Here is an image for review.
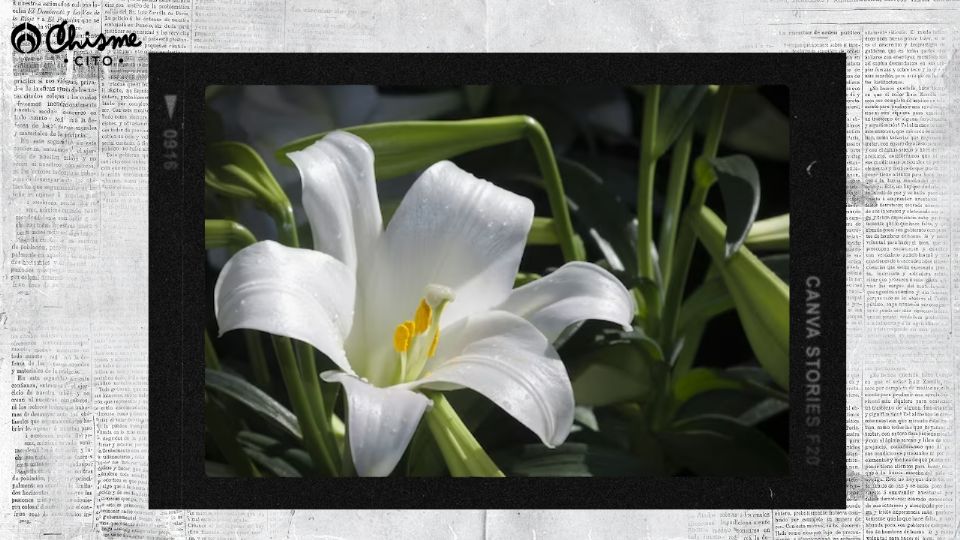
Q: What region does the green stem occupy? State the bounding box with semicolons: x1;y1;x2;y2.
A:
244;331;272;392
658;124;694;280
637;86;663;335
271;200;340;467
660;87;733;347
273;336;338;476
425;393;504;477
637;85;660;286
524;119;584;262
273;203;300;248
204;331;221;371
298;344;341;471
426;413;471;477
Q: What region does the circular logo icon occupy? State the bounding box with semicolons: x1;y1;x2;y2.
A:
11;22;41;54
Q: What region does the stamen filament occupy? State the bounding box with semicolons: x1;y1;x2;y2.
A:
394;285;457;384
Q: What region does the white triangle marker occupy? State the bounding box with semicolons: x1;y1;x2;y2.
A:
165;95;177;119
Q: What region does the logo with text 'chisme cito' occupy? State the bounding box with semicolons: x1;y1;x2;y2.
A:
11;22;40;54
10;20;141;66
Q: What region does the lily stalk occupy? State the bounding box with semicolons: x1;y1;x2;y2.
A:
661;86;734;348
658;124;694;280
272;337;339;475
637;85;661;334
425;393;504;477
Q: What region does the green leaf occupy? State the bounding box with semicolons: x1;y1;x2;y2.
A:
671;367;787;423
655;85;710;157
674;255;787;375
275;117;531;178
691;207;789;388
571;338;666;407
205;368;303;442
659;414;788;476
745;214;789;251
237;431;315;476
678;255;788;333
707;155;761;258
496;443;655;477
558;158;637;276
676;274;732;335
205;395;259;477
243;448;302;477
673;368;745;404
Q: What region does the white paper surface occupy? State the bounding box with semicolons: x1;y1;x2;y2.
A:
1;0;958;537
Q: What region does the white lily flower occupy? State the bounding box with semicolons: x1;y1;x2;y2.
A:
214;131;636;477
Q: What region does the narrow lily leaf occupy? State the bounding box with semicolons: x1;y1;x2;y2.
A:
558;158;637;276
659;414;788;476
672;368;787;422
673;255;788;374
678;255;788;333
244;449;302;477
745;214;789;251
527;217;560;245
654;85;710;158
709;155;761;258
205;368;302;441
204;219;257;250
676;274;732;334
237;431;315;476
673;368;745;404
691;207;789;388
205;395;259;477
275;117;530;178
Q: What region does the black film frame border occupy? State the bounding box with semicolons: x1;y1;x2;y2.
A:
148;52;846;509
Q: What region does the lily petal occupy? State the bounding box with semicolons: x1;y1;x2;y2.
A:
287;131;382;272
354;161;534;384
214;240;356;374
321;371;431;477
495;262;636;342
405;311;574;447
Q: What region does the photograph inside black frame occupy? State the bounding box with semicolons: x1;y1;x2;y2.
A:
202;84;790;479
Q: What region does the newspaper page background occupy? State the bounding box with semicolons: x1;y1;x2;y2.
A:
0;0;957;537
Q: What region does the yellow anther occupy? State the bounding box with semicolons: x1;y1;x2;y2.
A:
393;320;415;353
428;330;440;357
414;299;432;334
